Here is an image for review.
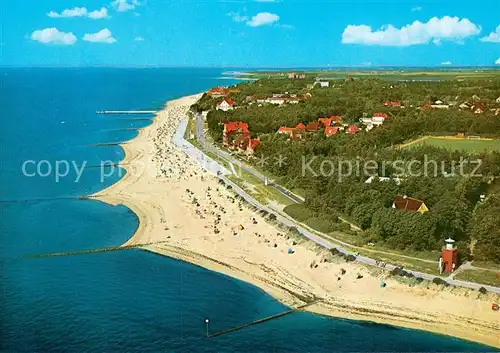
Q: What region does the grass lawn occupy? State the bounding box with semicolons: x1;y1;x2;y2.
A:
230;168;295;207
402;137;500;153
455;269;500;287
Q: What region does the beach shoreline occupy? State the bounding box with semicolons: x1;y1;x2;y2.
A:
92;94;500;349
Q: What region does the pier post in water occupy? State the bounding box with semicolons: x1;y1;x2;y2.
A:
205;319;210;337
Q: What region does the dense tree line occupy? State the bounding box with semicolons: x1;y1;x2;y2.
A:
198;77;500;262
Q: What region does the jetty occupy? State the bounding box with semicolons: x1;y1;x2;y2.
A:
24;241;169;259
96;110;157;115
207;301;319;338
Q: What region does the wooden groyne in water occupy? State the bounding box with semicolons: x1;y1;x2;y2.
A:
89;142;126;147
96;110;157;115
207;301;319;338
0;196;85;204
24;241;169;259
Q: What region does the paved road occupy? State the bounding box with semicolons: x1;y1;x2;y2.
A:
176;117;500;294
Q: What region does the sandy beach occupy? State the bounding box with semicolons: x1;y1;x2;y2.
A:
92;94;500;349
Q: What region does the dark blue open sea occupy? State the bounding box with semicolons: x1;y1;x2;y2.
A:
0;68;496;352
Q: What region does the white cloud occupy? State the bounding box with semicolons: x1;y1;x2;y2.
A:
83;28;117;43
496;58;500;65
342;16;481;46
480;25;500;43
111;0;140;12
134;36;144;41
48;7;109;19
246;12;279;27
411;6;422;12
441;61;452;65
31;28;77;45
48;7;87;18
88;8;109;19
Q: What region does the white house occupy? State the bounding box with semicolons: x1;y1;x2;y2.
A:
360;113;388;127
459;102;470;110
314;81;330;88
431;104;449;109
216;98;235;112
365;176;402;185
265;94;304;105
360;117;373;125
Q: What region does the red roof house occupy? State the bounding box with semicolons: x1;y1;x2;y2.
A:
325;126;340;137
373;113;388;118
217;98;235;111
277;127;295;135
318;117;331;127
248;139;261;154
208;87;229;97
277;127;304;140
346;124;360;134
306;122;319;132
392;195;429;214
222;121;249;147
318;116;342;128
296;123;306;131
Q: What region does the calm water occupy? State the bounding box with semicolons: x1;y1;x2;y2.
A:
0;68;496;352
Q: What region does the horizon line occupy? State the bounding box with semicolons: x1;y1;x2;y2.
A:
2;64;500;70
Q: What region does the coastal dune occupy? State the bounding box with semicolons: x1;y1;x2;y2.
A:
93;94;500;348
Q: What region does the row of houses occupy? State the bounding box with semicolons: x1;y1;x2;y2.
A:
221;121;260;155
276;116;361;140
247;93;311;106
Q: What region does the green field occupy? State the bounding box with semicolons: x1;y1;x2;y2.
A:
455;269;500;287
403;137;500;153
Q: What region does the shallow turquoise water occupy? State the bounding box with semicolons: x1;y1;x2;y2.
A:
0;68;497;352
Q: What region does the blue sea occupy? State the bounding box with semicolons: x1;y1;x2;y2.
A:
0;68;496;352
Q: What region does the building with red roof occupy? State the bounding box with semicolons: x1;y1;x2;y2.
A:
306;122;319;132
392;195;429;214
277;127;305;141
217;98;235;112
277;127;295;135
296;123;306;130
346;124;360;134
222;121;248;147
325;126;340;137
318;116;343;128
248;139;261;154
207;87;229;97
220;121;260;154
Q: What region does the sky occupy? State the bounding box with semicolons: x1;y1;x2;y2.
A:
1;0;499;67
